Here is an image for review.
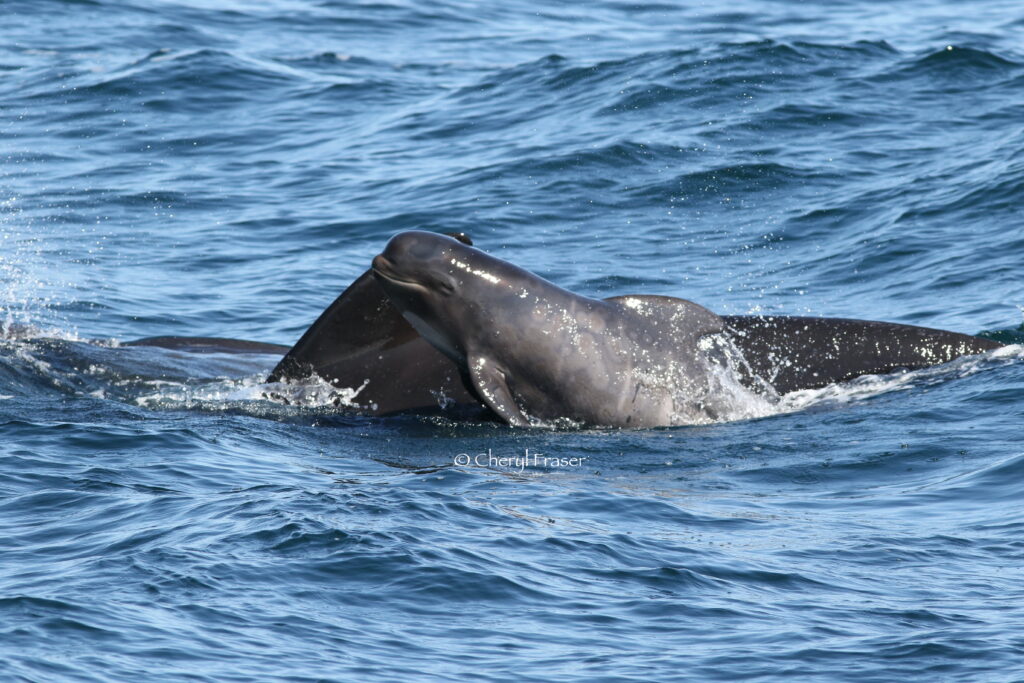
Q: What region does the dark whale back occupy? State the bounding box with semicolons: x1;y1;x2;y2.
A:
265;268;475;413
722;315;1003;395
123;337;290;354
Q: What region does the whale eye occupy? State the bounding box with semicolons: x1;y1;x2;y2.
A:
436;278;455;295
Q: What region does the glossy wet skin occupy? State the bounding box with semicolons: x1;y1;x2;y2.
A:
371;230;578;365
371;232;472;363
366;231;1007;427
371;231;730;427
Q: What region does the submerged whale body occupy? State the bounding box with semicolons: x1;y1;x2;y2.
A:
131;231;1003;426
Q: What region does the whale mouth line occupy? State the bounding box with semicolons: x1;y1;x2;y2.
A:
371;255;424;289
373;269;427;291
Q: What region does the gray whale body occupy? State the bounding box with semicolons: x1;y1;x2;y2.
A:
130;231;1003;426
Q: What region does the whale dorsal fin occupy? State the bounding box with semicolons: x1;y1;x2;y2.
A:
265;232;479;413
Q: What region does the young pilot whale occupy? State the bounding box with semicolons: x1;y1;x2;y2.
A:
372;231;743;427
369;231;1003;427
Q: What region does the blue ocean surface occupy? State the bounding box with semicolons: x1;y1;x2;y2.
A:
3;0;1024;680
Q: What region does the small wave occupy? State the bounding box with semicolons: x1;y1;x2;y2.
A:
632;161;826;204
276;52;370;68
739;103;880;134
915;45;1021;70
980;322;1024;346
871;45;1022;85
896;168;1024;224
1;321;84;342
26;49;305;109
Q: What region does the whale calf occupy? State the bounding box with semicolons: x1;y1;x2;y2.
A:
127;231;1003;425
373;231;740;426
368;231;1002;426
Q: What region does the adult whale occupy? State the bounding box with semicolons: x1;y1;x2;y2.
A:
370;231;1003;427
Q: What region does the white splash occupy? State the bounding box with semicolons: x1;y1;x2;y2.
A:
136;373;371;411
777;344;1023;415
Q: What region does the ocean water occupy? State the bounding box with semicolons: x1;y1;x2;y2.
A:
3;0;1024;680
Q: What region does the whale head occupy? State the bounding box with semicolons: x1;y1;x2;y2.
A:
372;231;524;361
